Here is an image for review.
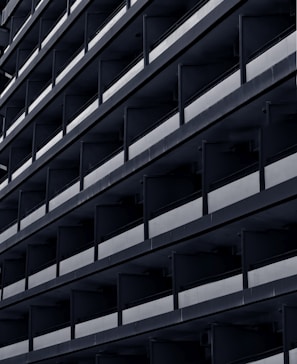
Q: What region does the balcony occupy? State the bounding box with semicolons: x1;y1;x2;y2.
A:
208;171;259;213
56;49;85;85
248;254;297;288
66;98;98;133
33;326;71;350
265;151;297;190
41;12;68;49
6;111;25;136
102;58;144;102
84;150;124;189
245;352;283;364
184;69;241;123
70;0;83;13
149;0;224;63
122;294;173;324
129;112;180;159
36;130;63;159
28;83;53;113
0;340;28;360
59;246;94;275
88;2;127;51
246;31;296;82
2;278;25;299
18;48;39;77
20;204;46;230
11;156;32;180
290;348;297;363
0;222;17;243
48;181;80;211
75;312;117;338
148;196;202;238
28;264;56;289
178;273;243;308
98;223;144;259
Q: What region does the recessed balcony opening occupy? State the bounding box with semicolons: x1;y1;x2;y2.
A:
2;256;26;299
27;240;57;289
73;285;117;339
0;315;28;360
32;301;71;350
120;268;172;324
176;249;241;308
244;228;297;288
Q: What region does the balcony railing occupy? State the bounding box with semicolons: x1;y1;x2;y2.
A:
88;1;127;51
84;150;125;189
48;177;80;211
56;46;85;84
75;311;117;338
102;57;144;102
59;246;94;275
149;0;224;63
178;272;243;308
122;294;173;324
11;153;32;180
248;254;297;288
33;325;71;350
246;30;296;82
129;110;179;159
41;11;68;48
208;170;259;213
66;95;98;133
229;347;283;364
36;128;63;159
0;339;29;360
2;278;25;299
148;196;202;238
20;203;46;230
98;221;144;259
265;150;297;190
28;263;56;289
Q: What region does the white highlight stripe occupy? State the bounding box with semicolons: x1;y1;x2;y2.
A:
129;113;180;159
33;327;70;350
248;255;297;287
122;295;173;324
18;48;39;76
102;59;144;102
60;247;94;275
184;70;240;123
28;264;56;289
246;352;283;364
11;158;32;180
66;98;98;133
149;197;202;238
149;0;224;63
75;312;117;338
178;274;243;308
6;112;25;136
28;84;52;113
98;224;144;259
56;49;85;84
88;6;127;50
36;131;63;159
0;340;28;360
246;31;296;81
84;151;124;189
41;13;67;48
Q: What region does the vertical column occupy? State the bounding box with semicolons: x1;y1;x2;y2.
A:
283;305;297;364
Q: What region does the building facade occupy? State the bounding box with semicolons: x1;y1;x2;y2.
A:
0;0;296;362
